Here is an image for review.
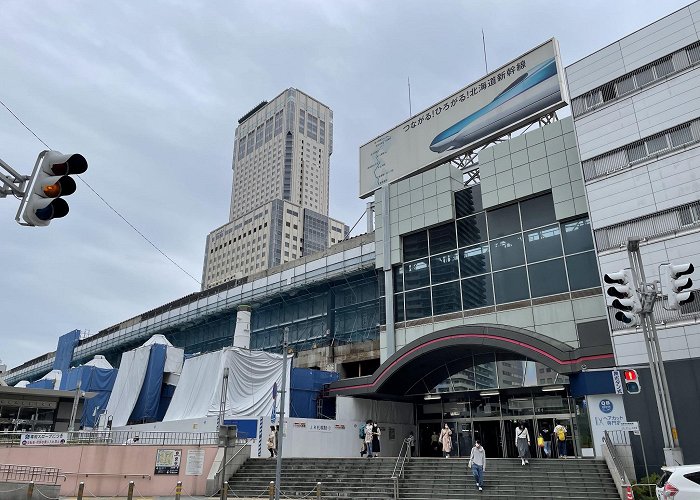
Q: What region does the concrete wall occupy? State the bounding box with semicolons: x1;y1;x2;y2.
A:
0;444;218;497
479;117;587;221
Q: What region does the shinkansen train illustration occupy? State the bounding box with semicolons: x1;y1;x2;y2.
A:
429;58;560;153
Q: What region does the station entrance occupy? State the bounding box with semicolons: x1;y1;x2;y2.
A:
328;324;614;459
417;390;577;458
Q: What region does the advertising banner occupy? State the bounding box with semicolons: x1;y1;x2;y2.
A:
359;39;567;198
20;432;68;446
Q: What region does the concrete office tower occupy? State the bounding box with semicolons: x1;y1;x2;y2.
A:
567;2;700;468
202;88;348;289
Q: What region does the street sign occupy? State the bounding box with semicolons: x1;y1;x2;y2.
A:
619;421;640;435
612;370;624;395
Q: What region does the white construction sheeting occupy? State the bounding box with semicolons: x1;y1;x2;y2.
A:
84;355;113;369
163;347;288;421
103;335;184;427
104;345;151;427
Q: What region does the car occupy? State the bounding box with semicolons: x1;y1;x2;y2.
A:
656;464;700;499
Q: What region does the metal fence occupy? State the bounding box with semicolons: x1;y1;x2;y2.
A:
0;464;61;484
0;430;231;446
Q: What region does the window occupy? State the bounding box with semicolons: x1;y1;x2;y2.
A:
566;252;600;290
432;282;461;315
404;259;430;290
394;293;405;322
393;266;404;292
520;193;556;230
561;218;594;254
430;251;459;284
487;204;520;238
493;267;529;303
459;244;490;277
455;184;483;217
457;213;488;247
525;225;563;262
528;258;568;297
490;234;525;271
403;231;428;261
404;288;432;320
462;275;494;309
429;223;457;254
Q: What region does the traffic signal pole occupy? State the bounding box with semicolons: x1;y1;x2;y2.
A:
625;238;682;465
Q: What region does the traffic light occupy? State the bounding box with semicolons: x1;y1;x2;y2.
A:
623;369;641;394
664;263;695;310
22;151;88;226
604;269;641;326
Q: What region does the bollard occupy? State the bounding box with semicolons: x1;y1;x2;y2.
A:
221;481;228;500
268;480;275;500
316;481;321;500
26;481;34;500
175;481;182;500
77;482;85;500
127;481;134;500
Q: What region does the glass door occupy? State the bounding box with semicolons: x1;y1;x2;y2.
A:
472;419;503;458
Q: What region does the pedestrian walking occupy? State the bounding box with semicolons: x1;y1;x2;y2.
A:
539;424;552;458
371;422;381;457
364;420;374;458
554;422;567;458
359;422;368;456
468;439;486;492
430;430;440;456
515;422;531;465
266;426;277;458
439;423;453;458
406;431;416;457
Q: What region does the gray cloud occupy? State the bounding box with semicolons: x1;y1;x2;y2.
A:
0;0;688;369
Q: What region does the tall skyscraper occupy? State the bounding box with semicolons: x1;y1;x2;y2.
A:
202;88;348;289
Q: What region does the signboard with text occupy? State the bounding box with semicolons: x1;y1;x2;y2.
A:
20;433;67;446
359;39;568;198
154;449;182;475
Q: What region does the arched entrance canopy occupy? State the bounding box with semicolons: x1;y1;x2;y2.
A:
329;324;614;398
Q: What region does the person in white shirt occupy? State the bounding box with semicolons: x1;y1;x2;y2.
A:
364;420;374;458
515;422;531;465
468;440;486;491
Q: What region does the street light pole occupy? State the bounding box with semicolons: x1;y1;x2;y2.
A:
625;238;682;465
274;327;289;500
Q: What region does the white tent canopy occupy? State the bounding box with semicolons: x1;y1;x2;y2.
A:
163;347;289;421
84;355;113;369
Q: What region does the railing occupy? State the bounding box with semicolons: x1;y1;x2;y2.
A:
0;464;61;484
390;438;412;500
214;437;256;489
602;431;631;500
0;430;228;446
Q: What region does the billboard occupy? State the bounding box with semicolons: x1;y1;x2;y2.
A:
359;39;568;198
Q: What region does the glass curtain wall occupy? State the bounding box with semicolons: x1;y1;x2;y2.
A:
394;187;599;321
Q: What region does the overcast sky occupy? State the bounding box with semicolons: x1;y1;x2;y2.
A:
0;0;691;371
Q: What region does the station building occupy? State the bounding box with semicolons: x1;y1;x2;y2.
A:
7;2;700;474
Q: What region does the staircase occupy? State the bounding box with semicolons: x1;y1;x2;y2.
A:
226;457;619;499
227;457;397;499
400;458;620;499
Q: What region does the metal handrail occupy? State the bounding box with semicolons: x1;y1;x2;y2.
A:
603;431;628;485
0;430;221;446
63;472;152;479
217;438;255;475
391;438;412;500
0;464;61;485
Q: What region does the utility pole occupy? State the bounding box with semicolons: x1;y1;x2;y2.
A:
274;327;289;500
624;238;683;466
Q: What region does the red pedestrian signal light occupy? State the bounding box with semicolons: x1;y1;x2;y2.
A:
623;369;641;394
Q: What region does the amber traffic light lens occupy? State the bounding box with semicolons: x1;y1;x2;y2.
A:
42;183;61;197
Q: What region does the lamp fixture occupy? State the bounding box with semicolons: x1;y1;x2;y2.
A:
542;385;565;392
424;394;441;400
479;390;499;397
